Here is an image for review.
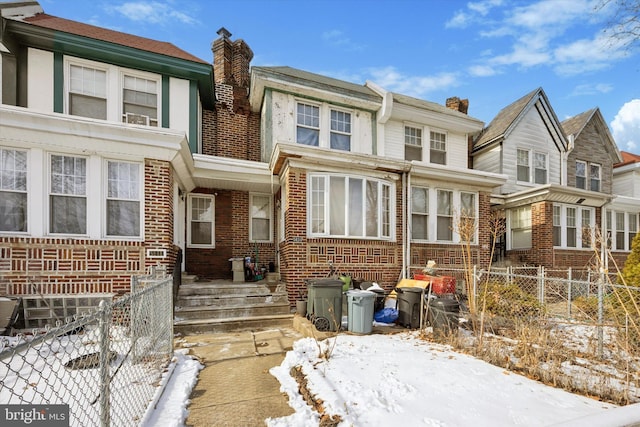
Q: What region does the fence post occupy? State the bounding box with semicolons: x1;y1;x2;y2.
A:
567;268;572;319
98;300;111;427
538;266;545;304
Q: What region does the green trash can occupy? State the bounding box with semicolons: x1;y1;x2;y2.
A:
307;279;343;332
347;290;376;334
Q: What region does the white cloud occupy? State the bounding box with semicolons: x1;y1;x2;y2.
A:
445;11;471;29
611;99;640;152
553;30;632;75
569;83;613;96
111;1;197;25
446;0;503;28
367;66;460;98
322;29;364;51
468;64;500;77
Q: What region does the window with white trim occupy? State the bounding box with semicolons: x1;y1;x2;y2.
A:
517;149;530;182
296;103;320;146
590;163;601;192
411;187;428;240
430;131;447;165
330;110;351;151
517;148;547;184
69;64;107;119
250;193;272;242
50;154;87;235
552;204;594;249
405;126;422;161
106;161;141;237
188;194;215;247
612;211;640;249
460;192;477;244
0;148;28;232
122;75;158;126
510;206;531;249
533;152;547;184
308;174;392;239
575;160;586;189
410;187;478;243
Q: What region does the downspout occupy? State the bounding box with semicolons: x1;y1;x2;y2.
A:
562;134;575;186
402;171;408;279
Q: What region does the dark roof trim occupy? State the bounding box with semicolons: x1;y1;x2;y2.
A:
7;19;215;108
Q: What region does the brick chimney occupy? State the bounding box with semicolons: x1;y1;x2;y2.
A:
446;96;469;114
211;27;253;87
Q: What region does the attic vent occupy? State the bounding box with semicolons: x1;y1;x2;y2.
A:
146;249;167;259
124;113;150;126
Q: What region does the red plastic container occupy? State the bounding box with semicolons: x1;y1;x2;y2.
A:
414;274;456;295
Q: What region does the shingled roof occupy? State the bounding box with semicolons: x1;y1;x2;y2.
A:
616;151;640;167
472;88;540;151
560;108;596;138
23;13;208;64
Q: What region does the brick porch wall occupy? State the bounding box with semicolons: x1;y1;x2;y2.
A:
0;159;176;297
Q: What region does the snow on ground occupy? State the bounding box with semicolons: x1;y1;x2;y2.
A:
266;332;618;427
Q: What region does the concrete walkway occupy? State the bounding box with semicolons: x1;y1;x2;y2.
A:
176;326;305;427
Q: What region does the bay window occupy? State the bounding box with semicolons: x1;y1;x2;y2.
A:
188;194;215;247
50;154;87;235
106;161;141;237
607;210;639;251
0;148;27;232
552;204;594;249
308;174;392;239
410;187;477;243
250;193;272;242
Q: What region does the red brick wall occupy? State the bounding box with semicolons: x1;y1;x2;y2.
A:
0;158;175;296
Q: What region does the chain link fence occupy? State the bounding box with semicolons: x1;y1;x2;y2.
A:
0;269;174;427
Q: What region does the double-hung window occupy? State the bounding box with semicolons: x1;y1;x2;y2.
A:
590;164;601;192
106;161;140;237
629;214;638;249
69;64;107;119
296;103;320;146
517;149;530;182
534;152;547;184
460;192;477;243
122;75;158;126
436;190;453;241
575;161;586;189
330;110;351;151
510;207;531;249
608;210;639;251
411;187;428;240
405;126;422;161
250;193;272;242
553;204;594;248
430;131;447;165
616;212;625;250
188;194;215;247
0;148;28;232
50;154;87;235
308;174;392;239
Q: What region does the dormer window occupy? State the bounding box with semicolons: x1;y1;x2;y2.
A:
122;75;158;127
69;65;107;120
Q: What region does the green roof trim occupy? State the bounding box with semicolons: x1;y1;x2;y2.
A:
7;20;215;109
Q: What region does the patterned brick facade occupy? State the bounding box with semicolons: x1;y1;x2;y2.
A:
0;158;176;297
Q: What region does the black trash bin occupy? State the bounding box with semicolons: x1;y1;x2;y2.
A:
395;287;426;328
427;297;460;337
306;279;343;332
360;282;386;312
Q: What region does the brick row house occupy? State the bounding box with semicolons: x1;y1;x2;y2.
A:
1;2;637;327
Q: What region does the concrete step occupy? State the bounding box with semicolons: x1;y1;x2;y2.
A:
176;292;289;307
174;314;295;334
178;282;278;297
175;302;291;320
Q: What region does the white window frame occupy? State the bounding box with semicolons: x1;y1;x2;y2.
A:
517;148;548;184
575;160;586;189
552;203;595;249
409;186;478;244
295;100;356;151
429;130;447;165
307;173;393;240
330;109;351;151
0;148;28;233
608;210;638;251
516;149;530;183
411;186;429;240
460;191;477;244
508;206;531;249
590;163;601;192
187;194;215;248
66;60;108;120
104;160;142;238
404;125;423;161
121;71;160;127
249;193;273;243
533;152;548;184
48;153;88;236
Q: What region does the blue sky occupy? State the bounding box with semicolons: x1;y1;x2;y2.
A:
38;0;639;153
